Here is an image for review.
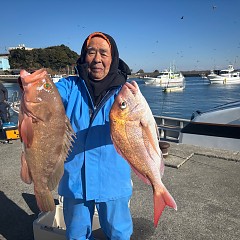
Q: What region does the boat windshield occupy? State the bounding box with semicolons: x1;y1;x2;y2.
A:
158;72;169;76
220;70;230;74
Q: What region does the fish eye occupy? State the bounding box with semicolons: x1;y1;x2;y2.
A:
43;82;52;91
120;101;127;109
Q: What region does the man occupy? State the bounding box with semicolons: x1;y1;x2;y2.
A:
56;32;132;240
0;82;9;123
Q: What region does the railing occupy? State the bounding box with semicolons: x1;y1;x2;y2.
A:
154;115;190;142
0;75;19;78
3;90;191;143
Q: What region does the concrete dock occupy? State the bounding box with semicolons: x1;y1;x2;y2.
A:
0;139;240;240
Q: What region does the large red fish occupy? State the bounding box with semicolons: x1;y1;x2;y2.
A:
110;81;177;227
18;69;75;212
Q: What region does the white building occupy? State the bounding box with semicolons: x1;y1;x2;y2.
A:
0;54;10;70
0;44;33;70
8;44;33;51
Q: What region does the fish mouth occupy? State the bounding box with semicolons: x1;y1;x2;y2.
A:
21;69;47;84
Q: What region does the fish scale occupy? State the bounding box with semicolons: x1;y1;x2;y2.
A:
110;81;177;227
18;69;75;212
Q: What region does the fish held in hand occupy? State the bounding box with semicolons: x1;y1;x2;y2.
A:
110;81;177;227
18;69;75;212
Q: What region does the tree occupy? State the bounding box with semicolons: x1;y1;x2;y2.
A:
137;69;144;74
8;45;79;73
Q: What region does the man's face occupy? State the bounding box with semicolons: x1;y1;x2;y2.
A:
85;37;112;80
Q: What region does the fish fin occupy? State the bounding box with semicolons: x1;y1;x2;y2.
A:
155;122;161;142
48;116;75;191
160;158;165;177
34;187;55;212
154;122;165;177
20;151;32;184
64;116;76;147
18;109;23;141
20;115;34;147
131;166;151;185
153;184;177;227
61;116;75;159
112;139;125;157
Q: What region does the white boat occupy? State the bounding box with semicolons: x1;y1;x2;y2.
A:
163;84;185;93
143;76;157;85
200;73;208;79
207;65;240;84
144;67;185;87
179;101;240;151
51;74;63;83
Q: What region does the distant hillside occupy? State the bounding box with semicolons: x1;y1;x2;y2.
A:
8;45;79;74
181;70;211;77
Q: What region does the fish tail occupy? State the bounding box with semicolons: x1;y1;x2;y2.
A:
153;184;177;228
34;188;55;212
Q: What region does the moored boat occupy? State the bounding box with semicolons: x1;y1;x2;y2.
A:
144;66;185;87
207;65;240;84
162;82;185;93
179;101;240;151
143;76;158;85
51;74;63;83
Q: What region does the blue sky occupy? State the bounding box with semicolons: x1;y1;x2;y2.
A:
1;0;240;72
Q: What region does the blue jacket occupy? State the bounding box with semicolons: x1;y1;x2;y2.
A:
56;76;132;201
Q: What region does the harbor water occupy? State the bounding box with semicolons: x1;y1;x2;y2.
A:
2;76;240;124
134;77;240;119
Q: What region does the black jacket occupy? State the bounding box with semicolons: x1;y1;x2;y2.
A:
0;82;8;102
